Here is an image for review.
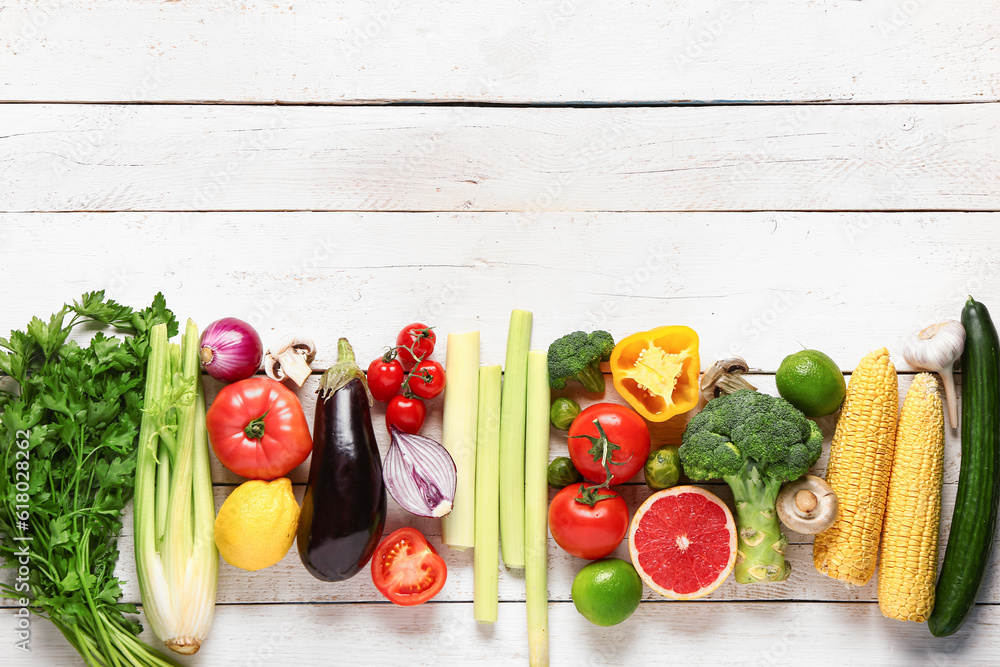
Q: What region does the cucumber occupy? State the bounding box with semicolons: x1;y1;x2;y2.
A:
928;297;1000;637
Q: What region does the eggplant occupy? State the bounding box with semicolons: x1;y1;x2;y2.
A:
297;338;386;581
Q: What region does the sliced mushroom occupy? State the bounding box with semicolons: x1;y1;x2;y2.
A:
776;475;838;534
699;356;757;402
264;334;317;387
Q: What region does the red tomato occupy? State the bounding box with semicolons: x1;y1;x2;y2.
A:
371;527;447;606
367;357;405;402
395;323;436;370
386;395;426;434
407;360;447;399
567;403;651;485
548;484;629;560
206;377;313;479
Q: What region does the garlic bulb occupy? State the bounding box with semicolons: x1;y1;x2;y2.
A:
902;320;965;427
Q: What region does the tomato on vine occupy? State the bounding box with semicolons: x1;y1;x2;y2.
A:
386;395;426;434
407;360;446;399
395;323;436;370
367;355;406;403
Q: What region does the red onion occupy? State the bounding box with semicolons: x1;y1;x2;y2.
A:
199;317;263;383
383;425;457;518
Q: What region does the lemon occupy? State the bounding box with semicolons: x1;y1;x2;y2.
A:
571;558;643;627
214;477;299;572
775;349;847;417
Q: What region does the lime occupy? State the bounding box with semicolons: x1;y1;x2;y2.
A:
775;349;847;417
571;558;643;626
214;477;300;571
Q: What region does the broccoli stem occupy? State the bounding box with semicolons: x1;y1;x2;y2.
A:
574;361;606;393
723;462;790;584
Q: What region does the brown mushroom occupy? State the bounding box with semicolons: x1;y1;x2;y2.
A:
699;356;757;402
776;475;838;534
264;334;317;387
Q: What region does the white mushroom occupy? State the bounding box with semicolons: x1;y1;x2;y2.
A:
776;475;838;534
264;334;317;387
699;357;757;402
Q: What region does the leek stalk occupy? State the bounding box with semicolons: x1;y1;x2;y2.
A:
473;365;503;623
441;331;481;549
525;350;550;666
499;310;532;568
134;321;218;654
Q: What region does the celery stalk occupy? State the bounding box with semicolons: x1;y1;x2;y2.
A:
134;324;171;642
499;309;532;568
474;365;503;623
135;320;218;655
441;331;481;550
525;350;550;667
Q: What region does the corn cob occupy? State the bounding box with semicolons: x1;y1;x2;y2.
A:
813;347;898;585
878;372;944;622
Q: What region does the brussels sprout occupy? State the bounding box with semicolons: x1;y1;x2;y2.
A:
550;397;582;430
644;446;681;490
547;456;583;489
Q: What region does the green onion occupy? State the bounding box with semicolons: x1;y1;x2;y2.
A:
134;320;218;654
474;364;503;623
525;349;550;666
499;309;533;568
441;331;481;550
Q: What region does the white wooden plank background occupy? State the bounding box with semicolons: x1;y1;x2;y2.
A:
3;0;1000;663
1;213;997;371
2;105;997;212
1;0;998;104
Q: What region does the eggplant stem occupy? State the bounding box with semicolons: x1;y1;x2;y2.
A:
337;338;355;364
317;338;372;403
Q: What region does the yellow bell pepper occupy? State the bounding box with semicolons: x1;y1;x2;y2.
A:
609;326;700;422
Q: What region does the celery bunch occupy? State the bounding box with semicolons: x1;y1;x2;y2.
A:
134;320;218;654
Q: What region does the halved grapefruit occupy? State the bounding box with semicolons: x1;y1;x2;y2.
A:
628;486;737;600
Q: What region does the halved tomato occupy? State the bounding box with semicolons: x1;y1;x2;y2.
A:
370;528;447;606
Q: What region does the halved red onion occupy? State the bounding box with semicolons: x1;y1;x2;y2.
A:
199;317;263;383
383;425;457;518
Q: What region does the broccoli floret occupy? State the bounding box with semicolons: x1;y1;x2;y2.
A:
547;330;615;393
679;389;823;584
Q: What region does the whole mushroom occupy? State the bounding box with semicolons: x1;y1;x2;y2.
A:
264;334;317;387
776;474;838;534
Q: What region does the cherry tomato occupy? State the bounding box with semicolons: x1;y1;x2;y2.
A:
367;357;405;402
407;360;447;399
371;527;447;606
206;377;313;480
395;323;436;370
548;483;629;560
386;394;426;434
567;403;651;485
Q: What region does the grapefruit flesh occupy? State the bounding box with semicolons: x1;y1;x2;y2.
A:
628;485;736;600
